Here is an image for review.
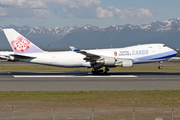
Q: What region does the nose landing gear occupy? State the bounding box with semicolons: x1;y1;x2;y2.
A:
158;66;162;69
158;61;163;69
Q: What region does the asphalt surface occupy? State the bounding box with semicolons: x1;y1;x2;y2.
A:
0;71;180;91
0;60;180;91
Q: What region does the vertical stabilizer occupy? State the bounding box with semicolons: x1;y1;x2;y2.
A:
3;29;44;54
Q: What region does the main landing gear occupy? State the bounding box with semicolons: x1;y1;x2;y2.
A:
104;67;109;74
91;67;109;74
158;61;163;69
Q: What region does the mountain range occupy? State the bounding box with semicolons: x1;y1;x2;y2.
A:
0;18;180;51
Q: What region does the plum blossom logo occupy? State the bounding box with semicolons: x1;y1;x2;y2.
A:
114;51;117;56
11;36;30;52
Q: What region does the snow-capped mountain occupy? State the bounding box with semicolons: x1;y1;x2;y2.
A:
1;18;180;37
76;18;180;32
1;18;180;51
0;26;75;37
140;18;180;32
18;26;75;37
83;25;98;31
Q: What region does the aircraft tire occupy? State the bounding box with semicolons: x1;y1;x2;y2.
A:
158;66;162;69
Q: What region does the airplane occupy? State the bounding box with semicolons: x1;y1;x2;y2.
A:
3;28;177;74
0;51;14;61
168;57;180;62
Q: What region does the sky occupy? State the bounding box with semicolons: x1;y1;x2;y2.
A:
0;0;180;28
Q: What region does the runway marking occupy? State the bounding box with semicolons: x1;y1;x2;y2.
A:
13;75;138;78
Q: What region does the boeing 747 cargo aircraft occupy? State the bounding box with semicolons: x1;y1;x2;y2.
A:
3;29;177;74
0;51;13;60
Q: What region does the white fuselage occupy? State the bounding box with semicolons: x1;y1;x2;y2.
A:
19;44;177;68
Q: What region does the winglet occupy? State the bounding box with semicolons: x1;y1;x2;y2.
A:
69;46;80;52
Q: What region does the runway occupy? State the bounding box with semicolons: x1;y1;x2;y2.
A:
0;71;180;91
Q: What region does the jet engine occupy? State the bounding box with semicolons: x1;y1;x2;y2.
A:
9;56;15;61
115;59;133;67
95;57;133;68
96;57;116;66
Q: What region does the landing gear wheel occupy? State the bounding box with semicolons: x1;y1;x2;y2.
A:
91;69;103;75
105;67;109;72
158;66;162;69
158;61;163;69
159;61;163;64
104;67;109;74
99;69;103;73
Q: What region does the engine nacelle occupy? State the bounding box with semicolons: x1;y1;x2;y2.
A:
96;57;116;66
115;59;133;67
9;56;15;61
95;57;133;68
93;63;103;69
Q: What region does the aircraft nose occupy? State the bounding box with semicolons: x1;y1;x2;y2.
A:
165;46;177;57
170;48;177;56
174;50;177;55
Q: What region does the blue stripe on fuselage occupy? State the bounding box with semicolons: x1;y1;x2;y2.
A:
133;50;177;63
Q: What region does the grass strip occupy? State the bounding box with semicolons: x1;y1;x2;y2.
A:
0;90;180;106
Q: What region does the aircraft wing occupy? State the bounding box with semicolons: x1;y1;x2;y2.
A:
168;57;180;61
77;51;100;58
70;46;100;62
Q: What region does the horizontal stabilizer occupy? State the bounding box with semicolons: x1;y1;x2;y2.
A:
10;54;36;59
